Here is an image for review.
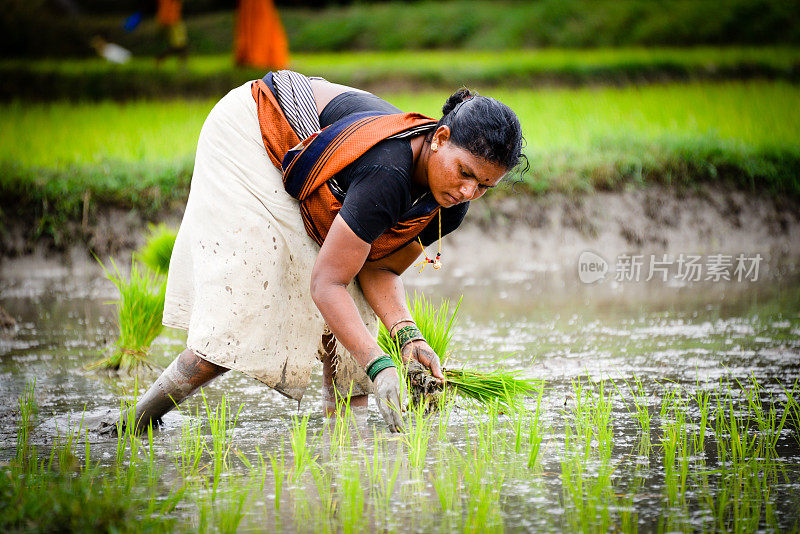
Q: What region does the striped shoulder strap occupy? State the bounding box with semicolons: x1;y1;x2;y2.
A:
282;111;437;201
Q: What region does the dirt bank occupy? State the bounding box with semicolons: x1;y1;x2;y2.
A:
2;184;799;282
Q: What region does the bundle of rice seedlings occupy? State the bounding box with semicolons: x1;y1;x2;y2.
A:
377;292;534;411
442;366;534;411
91;259;166;371
134;224;177;276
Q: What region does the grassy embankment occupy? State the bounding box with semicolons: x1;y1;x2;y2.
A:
8;0;800;58
3;47;799;100
2;81;799;248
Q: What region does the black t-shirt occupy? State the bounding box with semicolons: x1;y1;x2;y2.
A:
318;91;468;247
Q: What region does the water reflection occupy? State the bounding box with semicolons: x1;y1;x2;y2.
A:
1;269;799;531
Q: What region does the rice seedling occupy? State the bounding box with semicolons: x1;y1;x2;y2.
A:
616;375;652;456
202;391;243;499
365;433;402;526
713;382;761;467
289;412;319;482
15;379;37;468
461;452;504;534
559;379;617;532
736;375;792;458
783;379;800;446
378;291;535;411
327;386;357;457
176;405;205;479
526;382;545;470
310;463;336;532
659;386;689;509
337;452;367;534
403;398;434;471
431;448;462;515
692;386;711;458
214;479;251;534
436;387;457;441
445;365;535;412
91;258;166;371
135;223;178;275
145;423;159;486
268;443;286;512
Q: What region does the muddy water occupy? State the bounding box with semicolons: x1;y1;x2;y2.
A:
1;266;799;531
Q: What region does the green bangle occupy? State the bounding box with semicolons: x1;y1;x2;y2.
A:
394;324;424;350
365;355;395;382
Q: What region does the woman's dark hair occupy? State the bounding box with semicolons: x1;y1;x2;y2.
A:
436;88;528;173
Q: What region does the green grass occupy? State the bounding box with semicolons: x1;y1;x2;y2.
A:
8;1;800;58
2;81;799;247
2;47;799;100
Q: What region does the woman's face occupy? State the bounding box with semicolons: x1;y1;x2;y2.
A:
425;126;507;208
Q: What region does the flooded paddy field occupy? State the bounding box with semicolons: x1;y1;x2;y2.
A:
1;265;799;532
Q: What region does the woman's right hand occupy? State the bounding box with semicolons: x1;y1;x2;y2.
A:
373;367;404;432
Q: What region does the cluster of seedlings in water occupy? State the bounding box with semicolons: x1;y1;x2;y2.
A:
91;224;177;371
5;375;800;532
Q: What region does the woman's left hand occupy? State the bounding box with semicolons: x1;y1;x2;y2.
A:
402;340;444;382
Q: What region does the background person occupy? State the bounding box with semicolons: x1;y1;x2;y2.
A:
235;0;289;69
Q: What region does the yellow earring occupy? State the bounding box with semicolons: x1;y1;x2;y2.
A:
431;142;438;151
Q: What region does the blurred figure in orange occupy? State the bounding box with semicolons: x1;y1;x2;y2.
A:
156;0;188;66
235;0;289;69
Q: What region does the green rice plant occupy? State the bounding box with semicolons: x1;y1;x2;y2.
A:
337;452;366;534
403;398;434;471
135;223;178;276
713;381;762;467
436;387;457;441
431;448;462;515
268;443;286;512
289;412;319;482
660;386;690;510
92;258;166;371
47;410;89;475
310;463;335;532
215;480;251;534
366;433;402;526
327;392;353;457
15;379;38;468
461;452;504;534
145;423;159;487
176;406;205;480
692;386;711;458
526;381;546;470
703;462;778;533
616;374;652;456
468;401;503;462
737;375;792;459
783;379;800;446
202;391;243;500
560;379;616;532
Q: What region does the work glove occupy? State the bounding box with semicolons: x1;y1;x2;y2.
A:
402;339;444;383
373;366;404;432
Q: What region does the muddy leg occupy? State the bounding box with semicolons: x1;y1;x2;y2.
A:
321;333;368;416
128;348;228;433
